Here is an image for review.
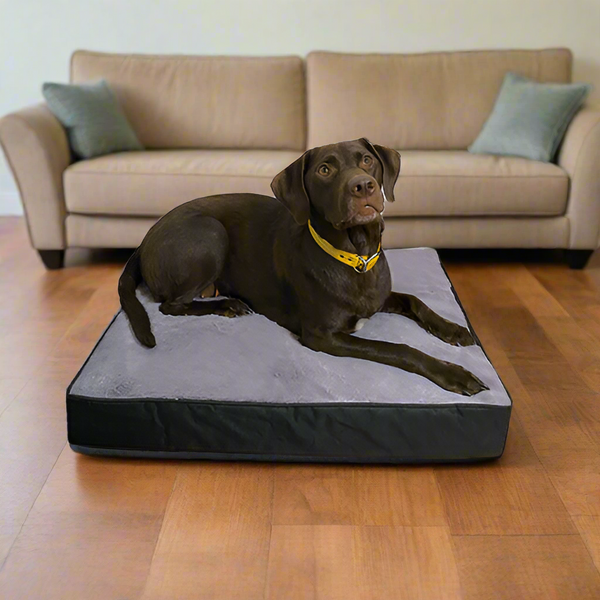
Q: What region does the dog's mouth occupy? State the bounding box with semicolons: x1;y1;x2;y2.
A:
335;199;384;229
360;203;380;217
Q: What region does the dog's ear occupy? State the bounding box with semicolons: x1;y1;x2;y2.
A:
360;138;401;202
271;150;312;226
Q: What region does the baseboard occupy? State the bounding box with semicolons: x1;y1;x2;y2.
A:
0;192;23;215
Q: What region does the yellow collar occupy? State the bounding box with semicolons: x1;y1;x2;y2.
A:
308;220;382;273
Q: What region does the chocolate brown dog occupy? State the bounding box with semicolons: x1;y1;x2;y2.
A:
118;139;487;396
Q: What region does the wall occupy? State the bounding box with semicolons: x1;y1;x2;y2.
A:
1;0;599;214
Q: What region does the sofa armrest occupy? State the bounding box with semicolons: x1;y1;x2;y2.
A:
0;104;71;250
558;106;600;249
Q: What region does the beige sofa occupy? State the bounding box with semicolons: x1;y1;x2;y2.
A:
2;48;600;269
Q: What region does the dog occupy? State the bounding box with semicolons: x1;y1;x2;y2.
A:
118;138;487;396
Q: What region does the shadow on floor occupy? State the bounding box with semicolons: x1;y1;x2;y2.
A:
65;248;134;268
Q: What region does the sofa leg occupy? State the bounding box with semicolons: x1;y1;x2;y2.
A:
565;249;594;269
38;249;65;270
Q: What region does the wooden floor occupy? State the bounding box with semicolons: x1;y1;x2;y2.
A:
2;216;600;599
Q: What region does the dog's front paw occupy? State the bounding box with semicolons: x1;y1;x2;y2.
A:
427;318;475;347
445;323;476;347
437;363;488;396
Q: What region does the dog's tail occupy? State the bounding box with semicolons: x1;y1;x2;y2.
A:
118;249;156;348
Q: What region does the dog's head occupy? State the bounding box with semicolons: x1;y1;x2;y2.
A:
271;138;401;229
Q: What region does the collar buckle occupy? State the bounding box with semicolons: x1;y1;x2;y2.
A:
353;249;381;273
353;256;368;273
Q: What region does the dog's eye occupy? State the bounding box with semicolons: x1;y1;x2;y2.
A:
318;164;330;176
363;155;373;166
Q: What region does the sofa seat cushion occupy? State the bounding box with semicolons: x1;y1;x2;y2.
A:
386;151;568;217
64;150;302;217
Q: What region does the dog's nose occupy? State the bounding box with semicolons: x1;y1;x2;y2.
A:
349;176;376;199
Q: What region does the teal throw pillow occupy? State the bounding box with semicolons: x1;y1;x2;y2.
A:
469;72;591;162
42;79;143;159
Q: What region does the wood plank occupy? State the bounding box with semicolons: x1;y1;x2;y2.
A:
575;516;600;573
453;534;600;600
0;446;177;600
492;264;569;318
351;526;461;600
272;465;447;526
48;280;119;362
0;378;27;417
266;526;461;600
531;265;600;321
141;463;274;600
528;266;600;350
534;316;600;391
435;416;575;535
446;264;600;519
0;266;115;378
446;267;586;396
530;433;600;517
496;265;600;392
265;525;355;600
0;265;88;337
488;349;600;518
0;331;68;379
0;273;122;569
0;376;69;567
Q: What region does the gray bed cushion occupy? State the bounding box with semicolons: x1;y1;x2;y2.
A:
67;248;511;462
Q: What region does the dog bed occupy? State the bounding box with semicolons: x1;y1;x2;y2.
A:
67;248;511;463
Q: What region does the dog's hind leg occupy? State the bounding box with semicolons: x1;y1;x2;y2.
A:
157;257;252;319
159;297;252;317
146;215;250;319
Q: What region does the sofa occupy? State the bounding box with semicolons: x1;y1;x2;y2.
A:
1;48;599;269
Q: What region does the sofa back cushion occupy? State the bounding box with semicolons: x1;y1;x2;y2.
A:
307;49;572;150
70;51;306;151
